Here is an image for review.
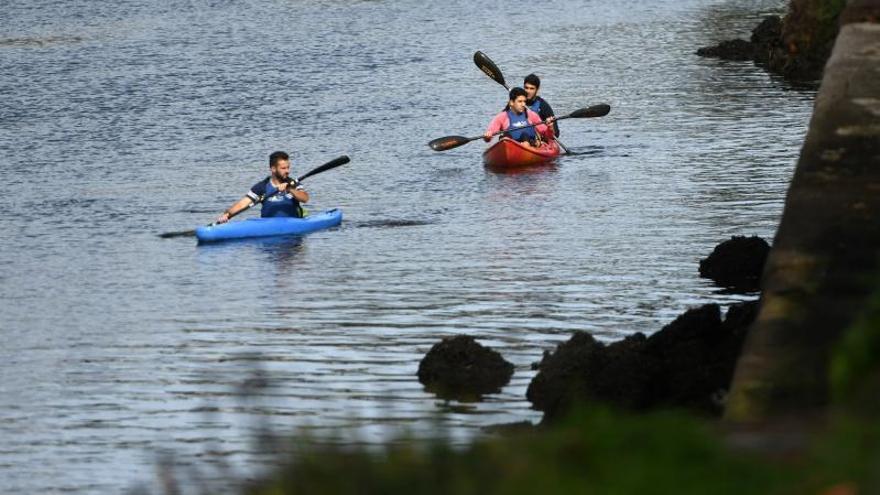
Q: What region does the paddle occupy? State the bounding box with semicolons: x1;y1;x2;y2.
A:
428;104;610;152
473;51;571;153
159;155;350;238
474;50;509;90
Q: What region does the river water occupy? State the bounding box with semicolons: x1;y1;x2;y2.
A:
1;0;816;492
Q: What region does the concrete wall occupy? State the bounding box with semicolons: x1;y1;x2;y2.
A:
726;0;880;422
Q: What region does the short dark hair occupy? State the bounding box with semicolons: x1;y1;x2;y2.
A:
508;87;528;101
524;73;541;88
269;151;289;167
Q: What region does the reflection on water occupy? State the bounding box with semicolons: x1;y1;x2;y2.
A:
0;36;85;47
349;219;437;229
484;161;561;176
198;235;307;266
0;0;814;492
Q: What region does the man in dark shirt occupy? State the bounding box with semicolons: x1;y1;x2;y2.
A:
216;151;309;223
524;73;559;138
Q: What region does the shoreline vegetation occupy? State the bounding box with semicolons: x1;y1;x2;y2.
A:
696;0;848;83
233;408;877;495
157;1;880;493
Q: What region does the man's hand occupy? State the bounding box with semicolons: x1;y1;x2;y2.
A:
217;211;231;224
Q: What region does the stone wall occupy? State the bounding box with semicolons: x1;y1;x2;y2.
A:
725;0;880;421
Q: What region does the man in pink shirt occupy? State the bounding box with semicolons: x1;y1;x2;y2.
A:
483;87;556;149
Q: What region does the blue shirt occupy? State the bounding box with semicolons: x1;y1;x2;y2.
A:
505;109;537;142
247;177;304;218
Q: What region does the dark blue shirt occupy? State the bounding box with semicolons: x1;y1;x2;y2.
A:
527;96;559;137
247;177;304;218
505;109;537;142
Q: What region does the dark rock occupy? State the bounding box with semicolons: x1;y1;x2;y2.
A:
751;16;783;47
722;299;761;336
595;333;659;409
526;302;760;421
526;332;659;423
699;236;770;292
750;15;784;66
696;39;755;61
645;304;723;353
773;0;845;82
417;335;514;401
645;305;724;413
526;332;603;418
716;300;761;381
646;303;757;414
698;5;840;84
482;421;537;435
751;16;786;68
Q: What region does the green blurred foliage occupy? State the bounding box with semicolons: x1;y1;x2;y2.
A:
240;406;880;495
784;0;846;50
832;284;880;413
814;0;847;22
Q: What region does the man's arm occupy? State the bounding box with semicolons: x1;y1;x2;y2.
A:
541;98;560;137
216;196;255;224
484;112;508;141
527;109;554;142
288;180;309;203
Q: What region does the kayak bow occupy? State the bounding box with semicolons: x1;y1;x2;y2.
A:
482;138;561;169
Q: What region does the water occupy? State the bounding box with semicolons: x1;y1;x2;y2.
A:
1;0;816;492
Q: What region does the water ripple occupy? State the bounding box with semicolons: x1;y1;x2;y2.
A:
1;0;812;492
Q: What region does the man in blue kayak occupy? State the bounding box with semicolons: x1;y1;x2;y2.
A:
216;151;309;224
524;73;559;138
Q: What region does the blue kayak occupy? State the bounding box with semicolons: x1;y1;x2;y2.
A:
196;208;342;243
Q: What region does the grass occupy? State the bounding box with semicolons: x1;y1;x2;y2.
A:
238;406;878;495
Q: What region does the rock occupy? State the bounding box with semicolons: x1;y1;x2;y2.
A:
696;39;755;61
417;335;514;401
526;332;659;423
526;332;604;419
697;3;842;84
645;304;723;352
526;302;760;421
595;333;659;409
645;305;724;413
482;421;536;435
774;0;844;82
722;299;761;337
699;236;770;292
646;302;757;414
751;16;783;55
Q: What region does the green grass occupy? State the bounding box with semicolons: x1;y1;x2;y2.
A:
243;406;872;495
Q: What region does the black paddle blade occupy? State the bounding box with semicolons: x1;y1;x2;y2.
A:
297;155;351;182
568;104;611;119
473;51;506;88
159;229;196;239
428;135;472;152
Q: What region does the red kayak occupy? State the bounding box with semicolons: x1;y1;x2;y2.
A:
482;138;561;169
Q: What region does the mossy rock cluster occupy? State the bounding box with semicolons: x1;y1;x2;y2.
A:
697;0;849;82
417;335;514;401
527;302;758;422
